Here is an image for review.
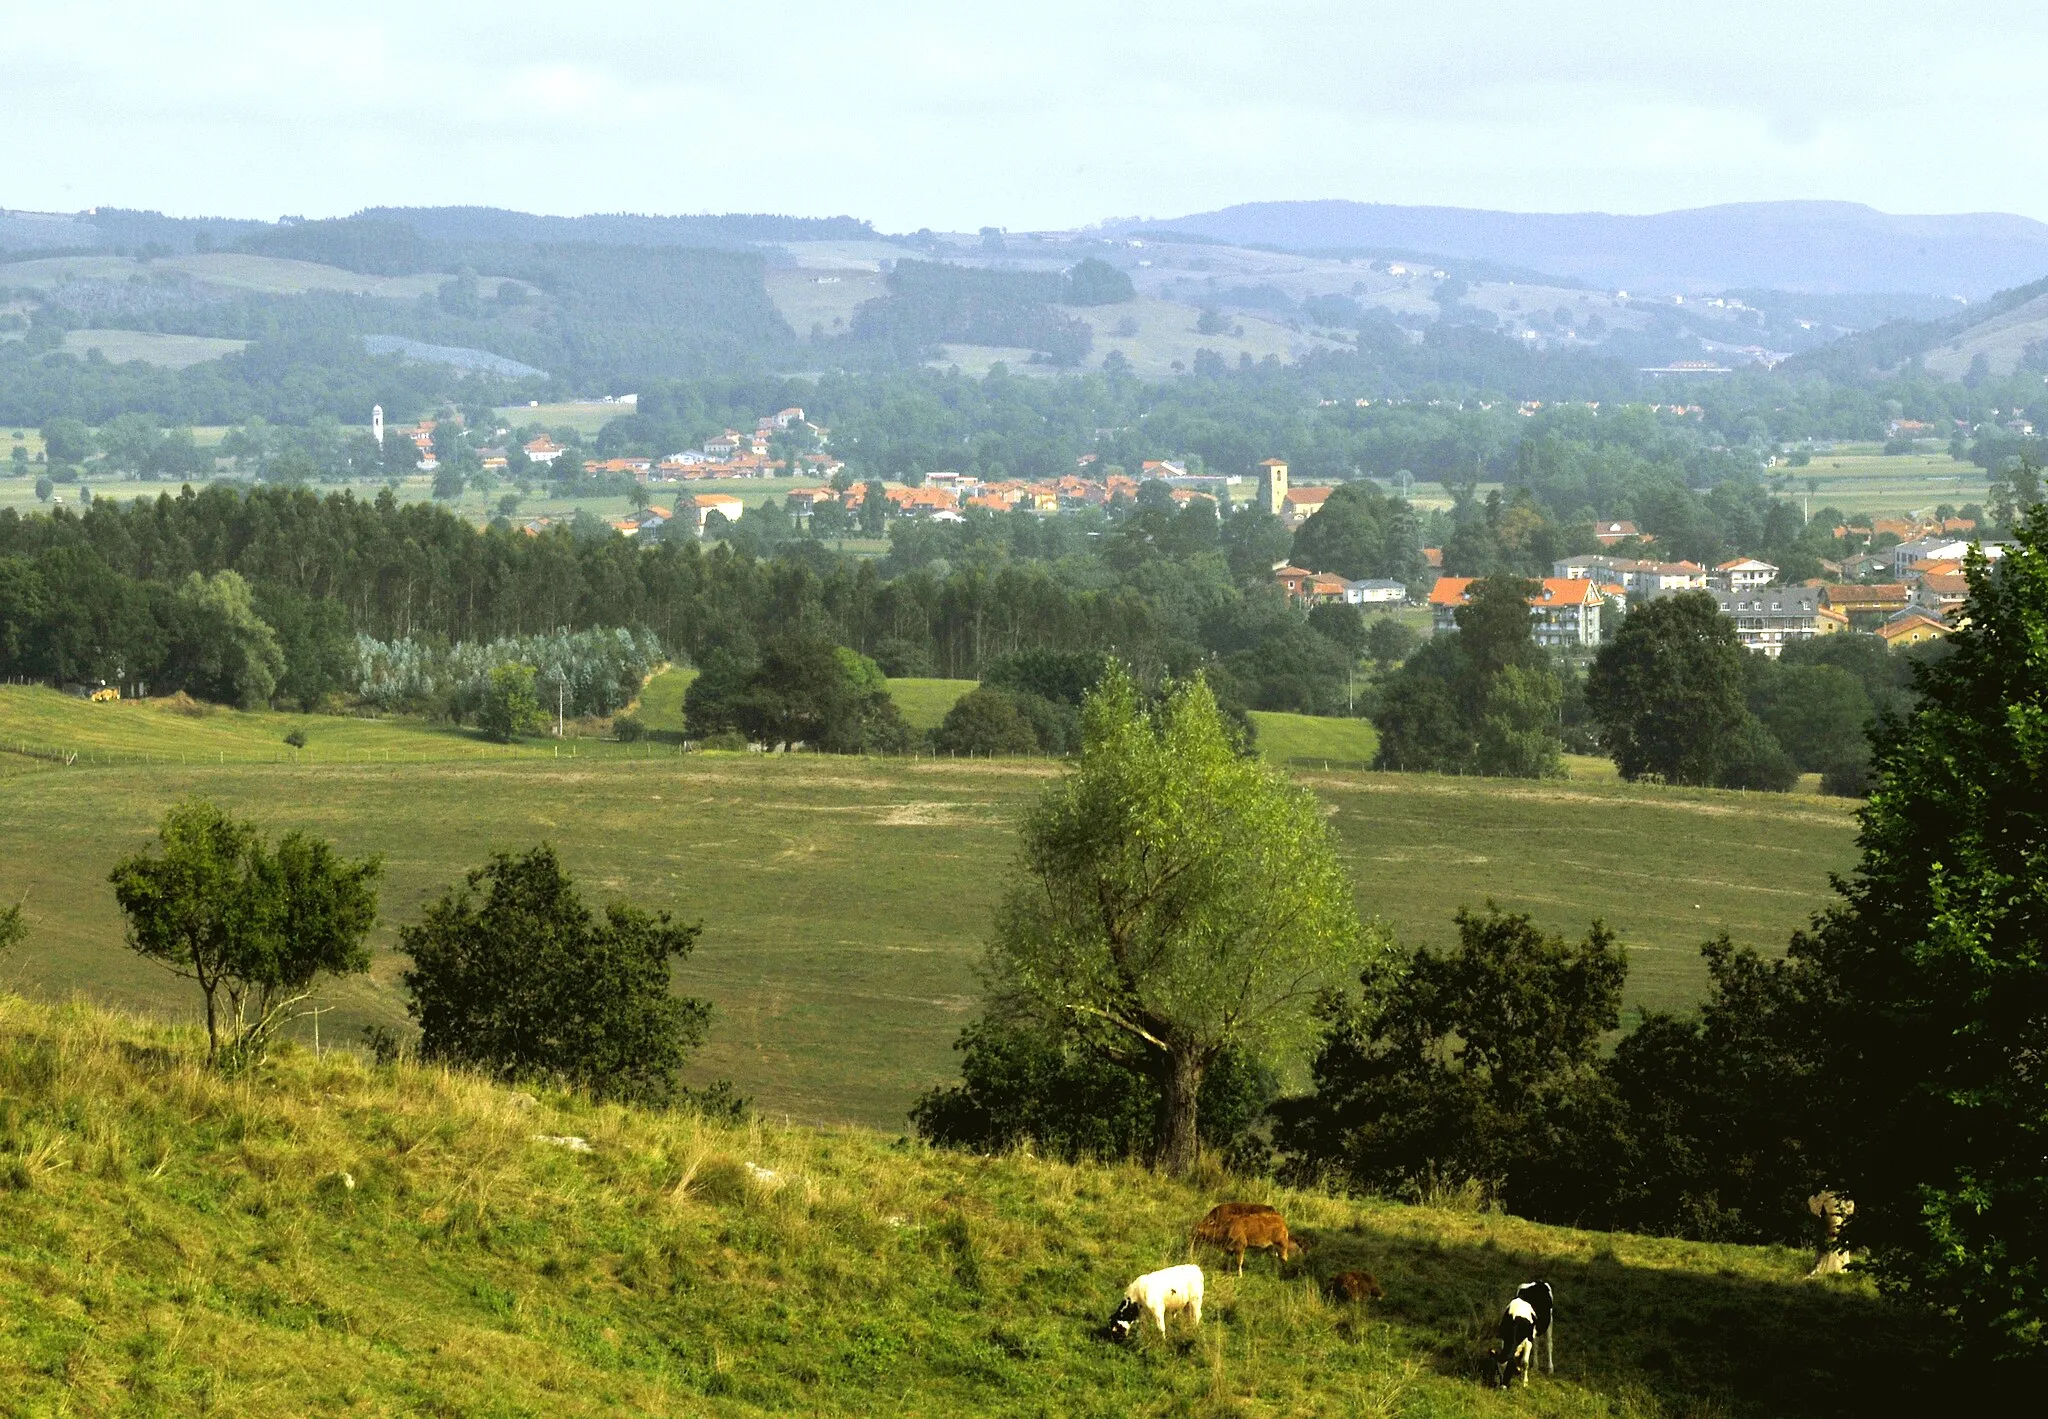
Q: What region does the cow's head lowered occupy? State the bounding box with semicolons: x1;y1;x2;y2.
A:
1105;1298;1143;1343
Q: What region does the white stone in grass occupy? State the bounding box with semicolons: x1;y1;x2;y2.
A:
534;1134;594;1153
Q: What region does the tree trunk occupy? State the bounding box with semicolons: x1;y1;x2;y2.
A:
1159;1045;1206;1177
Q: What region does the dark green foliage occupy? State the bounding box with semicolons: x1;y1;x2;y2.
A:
1275;904;1625;1216
1060;258;1135;307
158;570;284;709
400;845;710;1105
1714;713;1801;792
850;260;1092;366
1588;591;1790;789
1602;938;1829;1243
108;800;381;1064
0;900;23;956
910;1020;1276;1165
1288;482;1423;583
1364;614;1420;667
1785;506;2048;1357
979;648;1111;706
253;585;355;710
683;632;909;754
931;688;1042;756
238;218;433;275
477;662;545;743
1370;643;1473;771
1372;578;1562;776
1745;655;1872;791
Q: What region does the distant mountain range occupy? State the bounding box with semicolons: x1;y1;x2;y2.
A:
1117;201;2048;299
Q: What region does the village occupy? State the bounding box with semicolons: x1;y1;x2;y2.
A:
383;397;2002;662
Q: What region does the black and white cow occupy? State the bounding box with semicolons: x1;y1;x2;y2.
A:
1493;1280;1554;1387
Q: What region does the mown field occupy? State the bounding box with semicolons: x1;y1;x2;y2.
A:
0;687;1858;1130
0;995;1955;1418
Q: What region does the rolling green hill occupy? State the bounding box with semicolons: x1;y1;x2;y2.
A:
0;686;1858;1130
0;994;1948;1417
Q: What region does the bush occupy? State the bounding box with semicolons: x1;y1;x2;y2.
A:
932;688;1040;756
612;713;646;742
910;1020;1277;1166
1717;714;1800;791
400;845;714;1104
477;662;545;743
283;728;308;749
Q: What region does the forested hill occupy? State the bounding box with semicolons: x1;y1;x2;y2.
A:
1124;199;2048;298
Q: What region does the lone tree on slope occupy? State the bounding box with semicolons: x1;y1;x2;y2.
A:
985;663;1384;1175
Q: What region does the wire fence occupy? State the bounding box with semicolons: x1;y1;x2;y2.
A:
0;738;710;769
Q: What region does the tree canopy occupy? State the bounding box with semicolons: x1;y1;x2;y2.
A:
108;800;382;1064
400;845;712;1104
984;664;1384;1174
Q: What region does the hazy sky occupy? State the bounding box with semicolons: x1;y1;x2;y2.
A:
8;1;2047;230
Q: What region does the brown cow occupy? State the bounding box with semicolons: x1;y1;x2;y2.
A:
1326;1270;1384;1303
1192;1204;1302;1275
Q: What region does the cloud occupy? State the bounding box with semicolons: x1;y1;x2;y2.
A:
1;1;2044;228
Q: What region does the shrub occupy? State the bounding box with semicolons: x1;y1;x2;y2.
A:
108;800;382;1065
932;688;1040;756
400;845;714;1105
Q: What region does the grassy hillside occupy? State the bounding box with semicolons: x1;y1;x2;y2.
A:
0;686;1858;1130
0;996;1951;1417
0;251;454;300
887;678;980;730
59;330;250;368
1247;710;1378;767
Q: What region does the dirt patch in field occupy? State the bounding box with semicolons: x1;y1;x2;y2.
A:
1305;773;1857;828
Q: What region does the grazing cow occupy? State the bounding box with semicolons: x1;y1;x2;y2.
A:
1108;1264;1204;1341
1192;1204;1302;1275
1493;1281;1554;1387
1327;1270;1384;1303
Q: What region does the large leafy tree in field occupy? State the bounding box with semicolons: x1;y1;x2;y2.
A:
109;800;382;1063
1587;590;1771;786
401;845;711;1104
986;664;1384;1175
1798;506;2048;1356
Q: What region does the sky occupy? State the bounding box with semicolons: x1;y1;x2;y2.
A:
7;1;2048;231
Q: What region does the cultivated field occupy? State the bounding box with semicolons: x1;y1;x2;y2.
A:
1796;449;1991;516
496;400;641;435
0;994;1941;1418
763;266;886;340
59;329;249;368
0;252;463;300
0;687;1857;1130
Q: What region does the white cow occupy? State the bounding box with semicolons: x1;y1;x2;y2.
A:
1107;1264;1204;1340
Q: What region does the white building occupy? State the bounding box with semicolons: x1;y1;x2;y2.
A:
1710;558;1779;592
1345;579;1407;605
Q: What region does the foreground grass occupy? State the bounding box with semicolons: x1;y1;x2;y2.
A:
0;997;1958;1417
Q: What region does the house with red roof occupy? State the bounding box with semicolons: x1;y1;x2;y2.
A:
1429;576;1613;648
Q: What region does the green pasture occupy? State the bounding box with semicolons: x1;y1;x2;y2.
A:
1795;451;1990;516
1246;710;1378;766
0;995;1947;1418
496;400;640;436
0;252;456;300
0;686;1856;1129
886;677;979;730
59;330;248;368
